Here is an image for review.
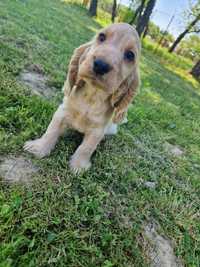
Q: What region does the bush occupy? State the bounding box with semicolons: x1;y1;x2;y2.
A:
118;5;134;23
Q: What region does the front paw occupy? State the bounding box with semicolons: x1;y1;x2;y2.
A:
69;154;91;174
24;138;53;158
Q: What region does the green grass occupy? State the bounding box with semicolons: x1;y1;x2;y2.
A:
0;0;200;266
142;37;193;71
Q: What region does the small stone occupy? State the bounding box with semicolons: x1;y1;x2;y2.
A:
0;156;38;183
164;142;184;157
144;181;156;189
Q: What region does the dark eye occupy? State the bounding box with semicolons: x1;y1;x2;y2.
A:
124;50;135;61
98;33;106;42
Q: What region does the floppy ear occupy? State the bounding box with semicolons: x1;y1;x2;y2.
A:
111;67;140;123
64;42;91;96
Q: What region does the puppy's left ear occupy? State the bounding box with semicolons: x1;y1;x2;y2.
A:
64;42;91;96
111;67;140;123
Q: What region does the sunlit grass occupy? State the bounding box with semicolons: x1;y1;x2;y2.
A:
165;63;200;92
142;37;193;71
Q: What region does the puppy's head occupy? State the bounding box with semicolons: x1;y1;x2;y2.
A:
78;23;140;94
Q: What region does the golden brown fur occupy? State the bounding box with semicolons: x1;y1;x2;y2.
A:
24;23;141;173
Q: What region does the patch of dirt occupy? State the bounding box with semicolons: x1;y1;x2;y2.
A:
19;65;57;98
164;142;184;157
0;156;38;183
143;221;183;267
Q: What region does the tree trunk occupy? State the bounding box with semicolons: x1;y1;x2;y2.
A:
169;14;200;53
136;0;156;37
89;0;98;17
111;0;117;23
143;23;149;38
129;0;146;25
168;28;189;53
136;0;146;24
190;60;200;80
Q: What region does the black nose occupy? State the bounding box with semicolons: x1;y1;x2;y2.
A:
93;59;111;75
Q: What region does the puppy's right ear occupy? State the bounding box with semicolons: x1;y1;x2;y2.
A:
64;42;91;96
111;67;140;123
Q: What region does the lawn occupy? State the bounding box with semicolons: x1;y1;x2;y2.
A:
0;0;200;266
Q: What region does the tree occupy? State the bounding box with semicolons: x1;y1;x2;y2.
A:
143;23;149;38
111;0;117;22
169;1;200;53
190;60;200;80
160;30;174;48
148;21;162;42
177;35;200;60
117;4;133;23
136;0;156;37
89;0;98;17
129;0;146;25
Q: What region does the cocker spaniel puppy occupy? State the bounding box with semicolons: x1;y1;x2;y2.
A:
24;23;141;173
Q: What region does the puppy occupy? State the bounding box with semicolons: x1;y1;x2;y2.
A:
24;23;141;173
